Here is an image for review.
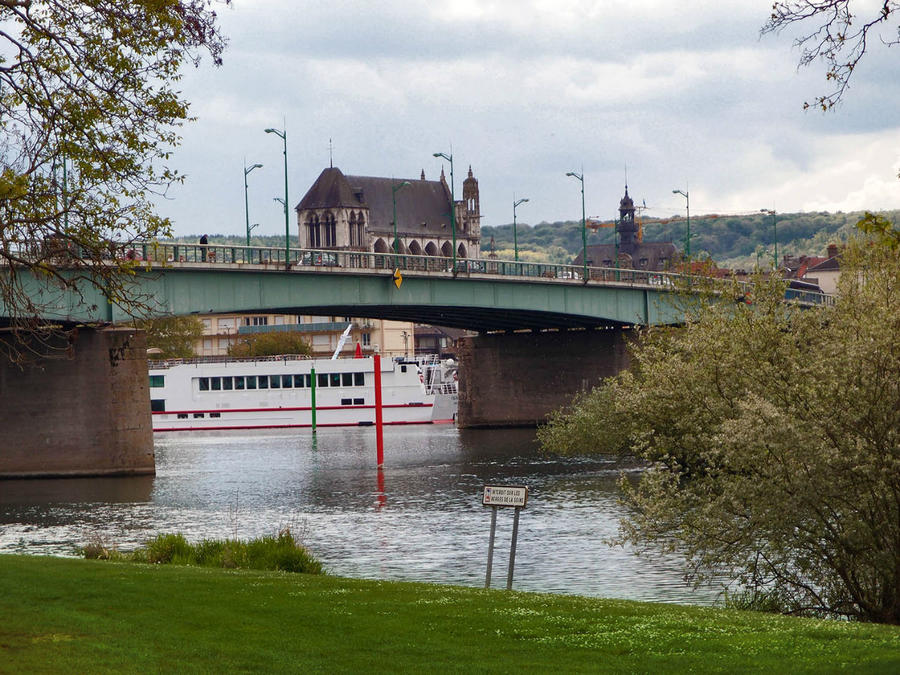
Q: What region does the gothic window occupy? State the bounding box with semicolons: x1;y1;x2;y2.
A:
324;212;337;247
357;213;366;248
307;215;321;248
349;212;358;247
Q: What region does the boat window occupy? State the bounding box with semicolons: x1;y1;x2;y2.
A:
400;365;407;373
353;398;364;405
149;375;165;388
177;413;188;419
198;377;209;391
341;398;352;405
211;377;221;391
270;376;281;389
330;373;341;387
210;412;221;418
342;373;353;387
318;373;328;387
281;375;292;388
234;376;245;390
354;373;365;386
150;399;165;412
222;377;233;391
193;413;204;418
258;376;268;389
293;374;306;388
246;376;257;390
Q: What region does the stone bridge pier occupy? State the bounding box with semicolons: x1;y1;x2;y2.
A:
0;327;154;478
456;329;632;428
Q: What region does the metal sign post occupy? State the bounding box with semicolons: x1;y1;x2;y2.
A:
482;485;528;590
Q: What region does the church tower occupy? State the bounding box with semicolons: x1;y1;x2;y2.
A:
617;185;637;253
460;166;480;236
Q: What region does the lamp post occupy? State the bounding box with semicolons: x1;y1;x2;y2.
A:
761;208;777;270
264;126;289;267
433;151;456;273
392;180;410;269
513;197;529;262
566;172;587;282
672;188;690;268
244;162;263;247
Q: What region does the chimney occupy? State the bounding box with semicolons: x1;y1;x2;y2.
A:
827;243;838;258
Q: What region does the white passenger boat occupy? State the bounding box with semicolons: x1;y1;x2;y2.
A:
149;355;458;432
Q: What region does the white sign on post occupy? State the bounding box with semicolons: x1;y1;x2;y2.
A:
483;485;528;508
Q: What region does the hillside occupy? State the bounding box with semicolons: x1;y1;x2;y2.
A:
481;209;900;270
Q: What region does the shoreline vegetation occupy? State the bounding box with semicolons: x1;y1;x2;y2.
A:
1;554;898;672
79;529;323;575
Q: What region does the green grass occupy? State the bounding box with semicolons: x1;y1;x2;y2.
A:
1;555;898;673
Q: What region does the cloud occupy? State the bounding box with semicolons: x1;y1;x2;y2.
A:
155;0;900;237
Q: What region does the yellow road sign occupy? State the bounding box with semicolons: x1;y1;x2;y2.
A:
393;268;403;289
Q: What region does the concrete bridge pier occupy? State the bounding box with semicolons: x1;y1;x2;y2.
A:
456;329;632;428
0;327;154;478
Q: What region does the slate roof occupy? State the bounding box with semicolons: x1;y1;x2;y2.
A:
573;242;679;271
297;167;455;238
805;255;841;272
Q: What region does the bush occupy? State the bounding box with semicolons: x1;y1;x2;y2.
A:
80;528;323;575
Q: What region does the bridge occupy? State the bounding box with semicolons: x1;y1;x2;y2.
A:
1;242;831;478
10;241;749;331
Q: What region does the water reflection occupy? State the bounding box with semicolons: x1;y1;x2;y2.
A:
0;426;719;605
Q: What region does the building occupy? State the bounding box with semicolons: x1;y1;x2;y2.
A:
802;243;842;294
295;166;481;260
413;324;467;358
193;313;416;359
573;186;679;273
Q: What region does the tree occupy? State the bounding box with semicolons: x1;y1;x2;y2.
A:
762;1;900;110
136;315;204;359
538;217;900;624
228;331;312;358
1;1;227;361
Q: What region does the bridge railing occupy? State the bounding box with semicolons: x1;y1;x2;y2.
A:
16;239;832;306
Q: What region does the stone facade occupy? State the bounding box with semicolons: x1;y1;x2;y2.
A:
296;166;481;260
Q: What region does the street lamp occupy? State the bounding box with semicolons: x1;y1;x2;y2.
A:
433;151;456;273
513;197;529;262
392;180;411;269
672;188;690;268
244;162;263;247
761;208;777;270
264;126;290;267
566;172;587;282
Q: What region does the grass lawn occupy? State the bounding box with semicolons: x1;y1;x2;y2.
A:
1;554;898;673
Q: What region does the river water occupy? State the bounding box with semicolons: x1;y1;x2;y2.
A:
0;426;721;605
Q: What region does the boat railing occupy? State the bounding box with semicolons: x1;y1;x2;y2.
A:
148;353;315;369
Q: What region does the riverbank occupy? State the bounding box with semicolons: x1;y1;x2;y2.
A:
1;555;897;672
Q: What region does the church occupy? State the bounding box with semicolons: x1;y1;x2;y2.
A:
295;166;481;260
574;186;679;273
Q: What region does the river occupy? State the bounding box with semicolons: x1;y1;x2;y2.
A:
0;426;721;605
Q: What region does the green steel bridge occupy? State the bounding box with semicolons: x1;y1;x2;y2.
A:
5;242;831;332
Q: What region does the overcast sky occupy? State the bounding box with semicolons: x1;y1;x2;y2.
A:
157;0;900;238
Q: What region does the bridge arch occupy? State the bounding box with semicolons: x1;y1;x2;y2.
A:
457;242;468;258
408;240;423;256
441;241;452;257
424;242;439;256
373;238;390;254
